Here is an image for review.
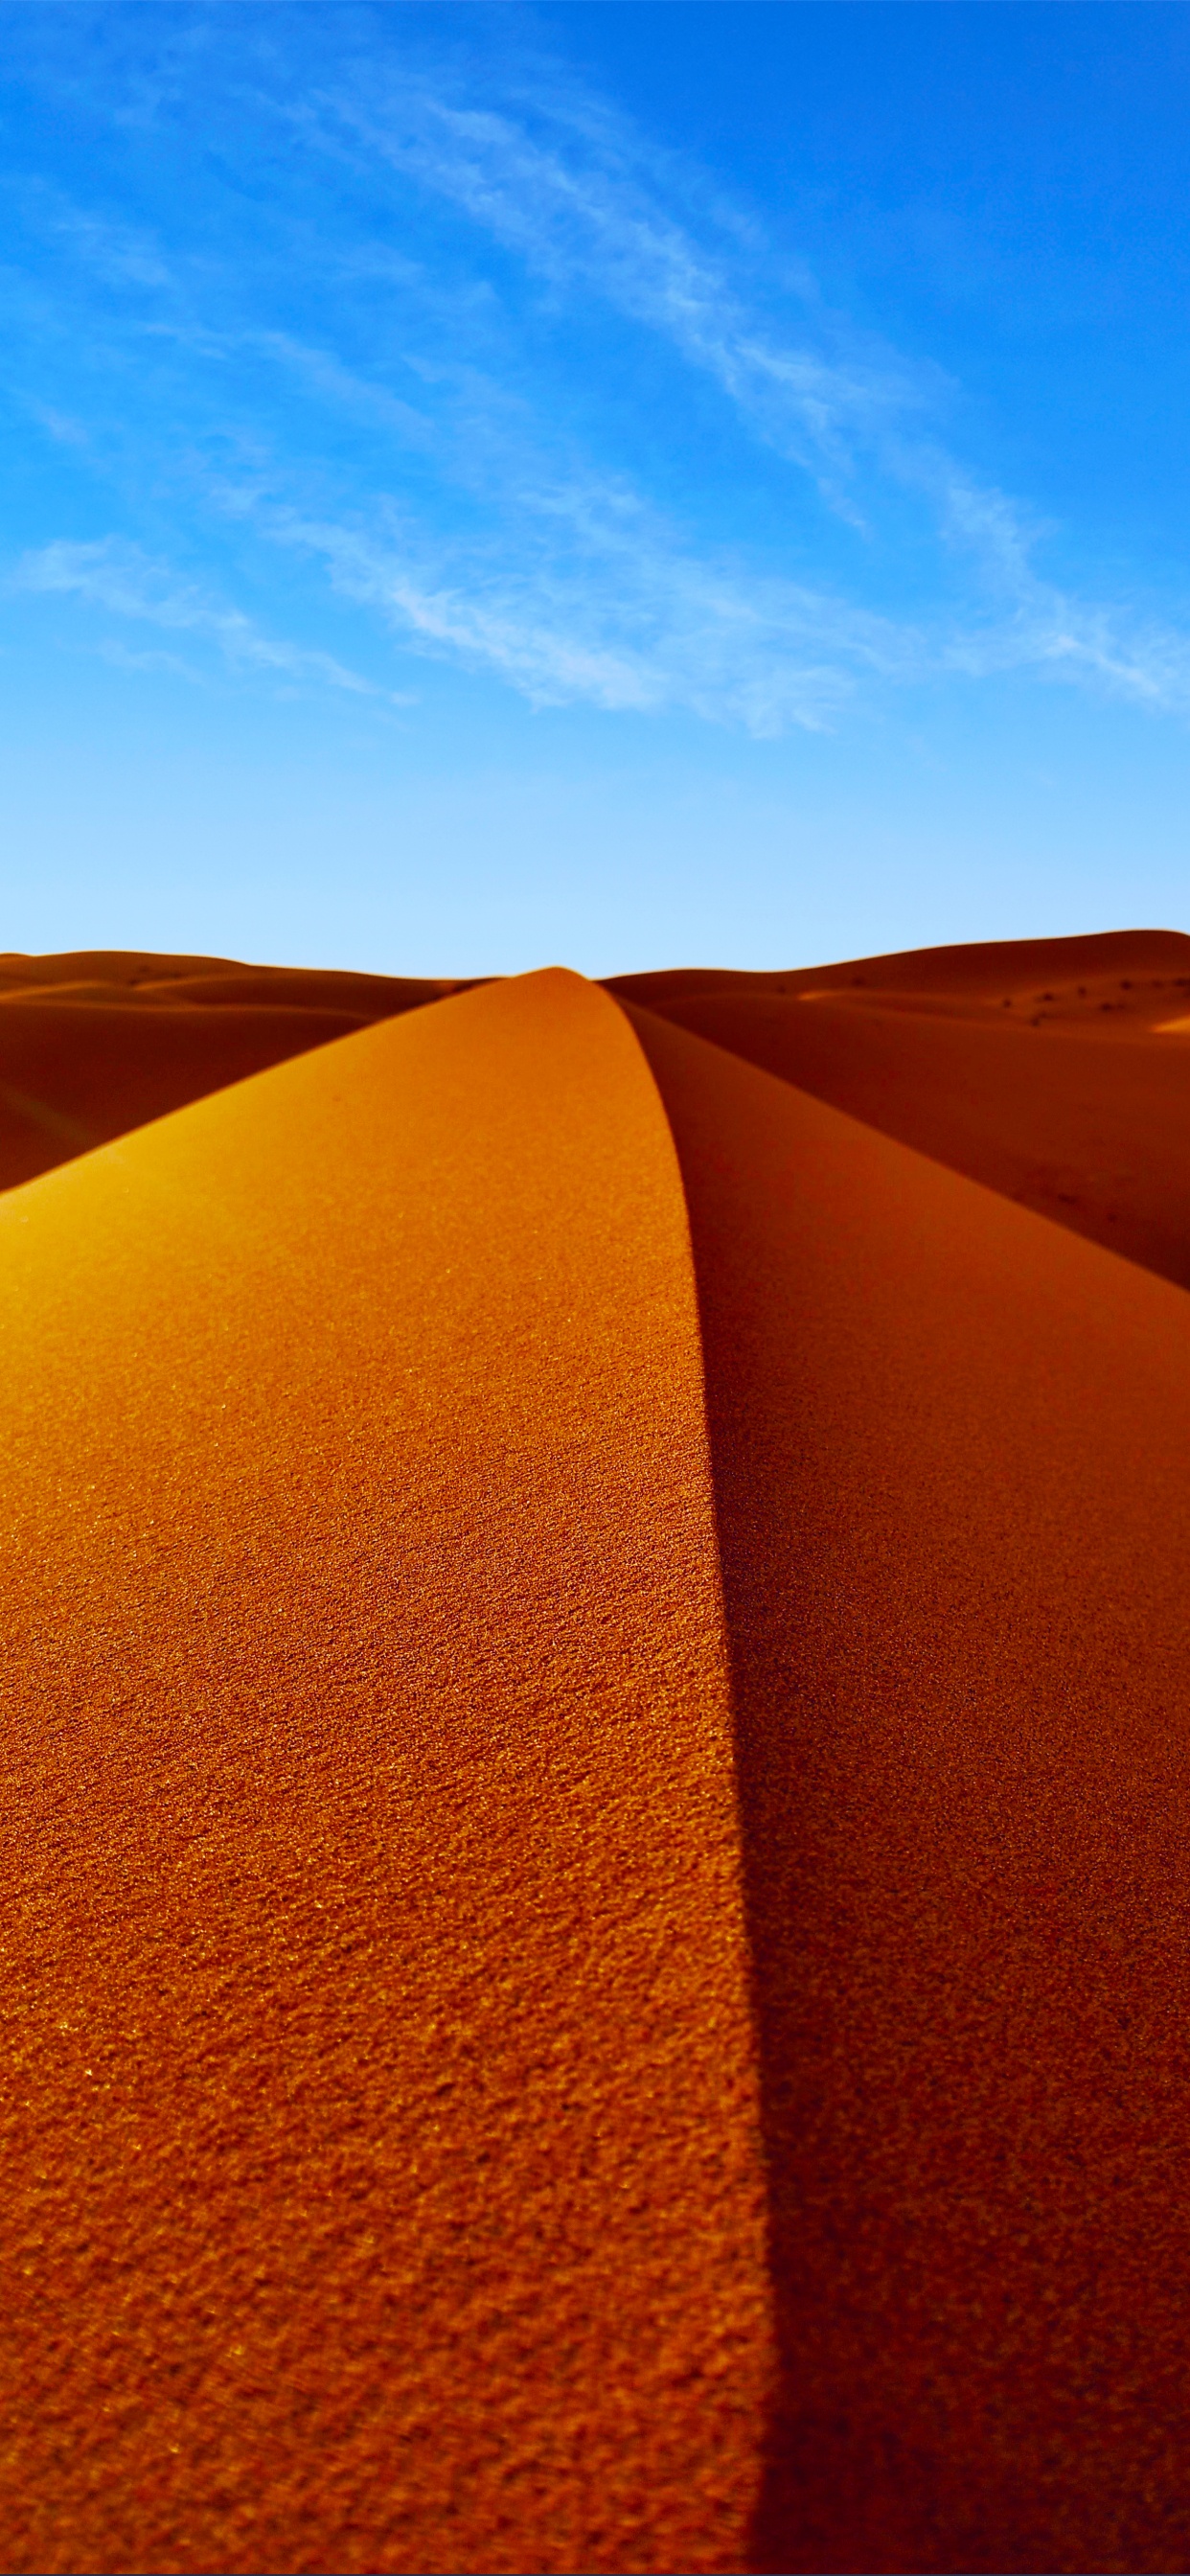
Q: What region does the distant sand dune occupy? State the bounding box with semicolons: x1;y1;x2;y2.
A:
0;952;471;1192
611;928;1190;1290
4;932;1190;2573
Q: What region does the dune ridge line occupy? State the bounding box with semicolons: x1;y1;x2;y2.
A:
1;967;772;2576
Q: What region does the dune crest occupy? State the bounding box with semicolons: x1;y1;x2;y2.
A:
1;970;770;2576
8;933;1190;2573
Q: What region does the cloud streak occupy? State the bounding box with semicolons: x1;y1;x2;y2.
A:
13;538;384;697
333;69;919;494
286;40;1190;722
7;9;1190;734
257;475;925;735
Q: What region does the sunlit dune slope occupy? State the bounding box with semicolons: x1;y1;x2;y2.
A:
0;970;771;2576
629;1000;1190;2576
610;931;1190;1289
0;951;469;1192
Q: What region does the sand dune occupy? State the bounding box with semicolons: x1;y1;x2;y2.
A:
0;952;467;1191
1;971;768;2576
612;925;1190;1011
610;930;1190;1289
4;935;1190;2573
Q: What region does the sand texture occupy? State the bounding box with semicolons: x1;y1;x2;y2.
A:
4;929;1190;2573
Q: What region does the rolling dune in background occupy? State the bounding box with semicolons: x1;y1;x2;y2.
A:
610;928;1190;1289
0;953;469;1192
4;931;1190;2573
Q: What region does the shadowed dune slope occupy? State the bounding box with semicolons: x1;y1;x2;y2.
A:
626;1000;1190;2576
0;953;469;1193
610;926;1190;1010
0;970;772;2576
610;932;1190;1288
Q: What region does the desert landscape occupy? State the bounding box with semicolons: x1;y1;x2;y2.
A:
6;927;1190;2575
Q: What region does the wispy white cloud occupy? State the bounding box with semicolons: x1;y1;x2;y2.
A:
946;580;1190;713
249;472;925;736
12;537;386;697
8;14;1190;738
26;400;91;450
257;477;1190;733
99;635;203;682
333;73;918;494
45;198;172;292
916;463;1190;710
320;53;1190;717
246;331;437;448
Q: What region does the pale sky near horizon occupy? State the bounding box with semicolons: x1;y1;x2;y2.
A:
3;0;1189;976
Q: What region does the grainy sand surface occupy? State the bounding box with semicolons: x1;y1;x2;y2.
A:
4;930;1190;2574
1;971;770;2576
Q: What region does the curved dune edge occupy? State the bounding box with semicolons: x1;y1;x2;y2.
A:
0;969;772;2576
627;1000;1190;2576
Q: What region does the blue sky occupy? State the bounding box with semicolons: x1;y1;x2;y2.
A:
3;1;1189;973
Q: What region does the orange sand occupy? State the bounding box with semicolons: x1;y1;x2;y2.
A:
6;931;1190;2574
0;970;770;2576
